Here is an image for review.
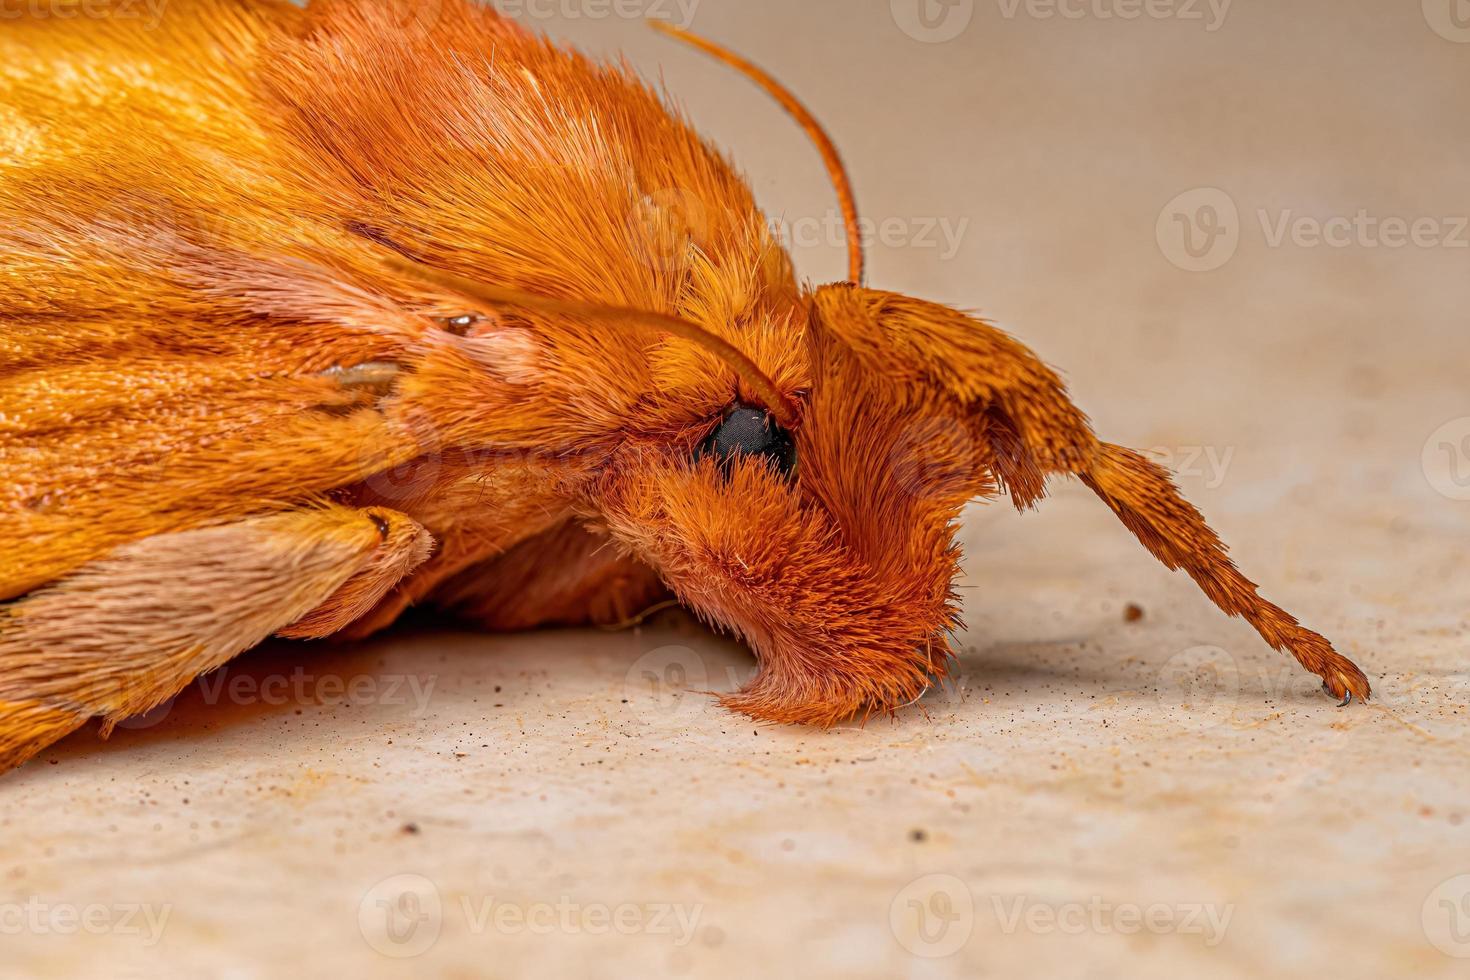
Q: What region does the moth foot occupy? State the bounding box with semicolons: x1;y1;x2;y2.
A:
1319;664;1370;706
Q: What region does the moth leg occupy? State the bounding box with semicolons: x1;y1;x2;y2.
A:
429;520;670;631
1076;443;1370;702
335;458;578;640
276;511;433;639
818;286;1375;702
962;365;1371;703
716;639;947;729
819;287;1371;704
0;506;429;772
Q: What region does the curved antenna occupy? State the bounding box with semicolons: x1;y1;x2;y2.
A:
650;21;865;286
383;255;801;430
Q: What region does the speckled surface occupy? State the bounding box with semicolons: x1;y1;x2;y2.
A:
4;1;1469;977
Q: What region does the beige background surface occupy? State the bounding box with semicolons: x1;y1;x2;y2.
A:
4;1;1469;977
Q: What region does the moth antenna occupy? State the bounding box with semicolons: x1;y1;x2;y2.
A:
650;21;865;286
382;256;801;430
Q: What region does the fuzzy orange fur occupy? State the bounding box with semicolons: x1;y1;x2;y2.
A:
0;0;1368;772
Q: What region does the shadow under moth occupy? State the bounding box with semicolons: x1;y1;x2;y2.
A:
0;0;1370;773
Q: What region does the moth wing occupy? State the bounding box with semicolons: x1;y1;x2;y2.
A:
0;3;431;595
0;505;429;771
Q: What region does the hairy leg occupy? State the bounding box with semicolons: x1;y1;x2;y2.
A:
335;456;577;639
1079;444;1369;701
813;286;1371;703
970;358;1371;702
968;387;1372;702
961;395;1372;701
430;520;669;631
0;505;428;772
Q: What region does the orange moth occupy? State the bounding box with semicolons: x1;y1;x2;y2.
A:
0;0;1370;773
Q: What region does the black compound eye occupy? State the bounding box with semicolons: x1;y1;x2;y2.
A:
696;405;796;478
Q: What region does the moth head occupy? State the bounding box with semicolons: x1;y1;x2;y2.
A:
585;283;999;726
382;255;982;729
